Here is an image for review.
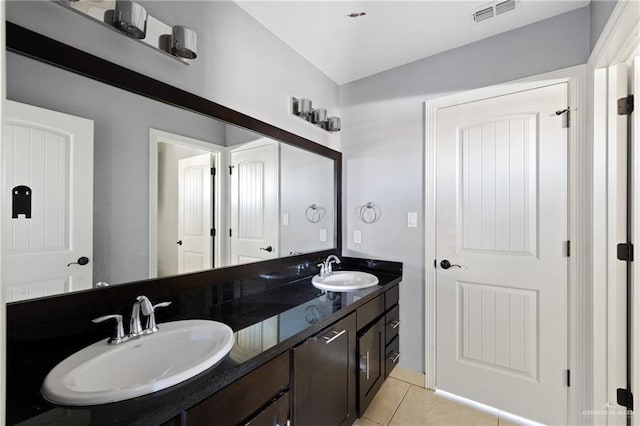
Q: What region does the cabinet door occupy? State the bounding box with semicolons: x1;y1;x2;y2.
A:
245;391;289;426
358;316;385;415
293;313;357;426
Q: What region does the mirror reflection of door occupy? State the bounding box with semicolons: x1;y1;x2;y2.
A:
178;153;213;274
151;130;223;277
229;140;279;265
2;101;94;302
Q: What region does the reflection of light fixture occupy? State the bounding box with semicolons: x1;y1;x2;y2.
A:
291;97;340;132
171;25;198;59
113;1;148;39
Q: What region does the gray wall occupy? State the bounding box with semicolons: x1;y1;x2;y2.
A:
6;52;226;285
6;1;340;151
339;7;591;373
590;0;618;51
280;144;335;255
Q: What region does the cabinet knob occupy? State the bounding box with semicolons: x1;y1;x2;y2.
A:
388;319;400;329
388;351;400;363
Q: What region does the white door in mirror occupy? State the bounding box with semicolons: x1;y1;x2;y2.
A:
2;101;94;301
41;320;234;406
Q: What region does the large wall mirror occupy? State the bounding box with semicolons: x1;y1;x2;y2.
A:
3;26;339;302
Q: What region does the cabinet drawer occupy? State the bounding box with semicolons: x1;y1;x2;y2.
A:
357;295;384;331
185;352;290;425
385;304;400;345
385;335;400;378
385;285;399;310
244;391;289;426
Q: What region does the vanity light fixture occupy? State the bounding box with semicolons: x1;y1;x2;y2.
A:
113;0;148;39
291;97;341;133
171;25;198;59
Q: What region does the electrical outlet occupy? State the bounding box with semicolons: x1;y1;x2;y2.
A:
354;230;362;244
408;212;418;228
282;213;289;225
320;229;327;242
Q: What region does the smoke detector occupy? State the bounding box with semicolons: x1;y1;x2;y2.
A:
472;0;516;23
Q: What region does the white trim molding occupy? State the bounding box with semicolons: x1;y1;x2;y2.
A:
424;64;589;425
589;1;640;69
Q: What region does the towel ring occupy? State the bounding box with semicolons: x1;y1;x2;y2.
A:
359;202;380;224
305;204;325;223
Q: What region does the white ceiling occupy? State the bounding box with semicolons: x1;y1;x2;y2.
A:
235;0;590;84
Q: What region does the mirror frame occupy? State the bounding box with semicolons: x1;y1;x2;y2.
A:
4;22;342;291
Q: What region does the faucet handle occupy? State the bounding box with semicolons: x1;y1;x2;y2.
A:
141;301;172;334
317;263;327;277
92;314;128;345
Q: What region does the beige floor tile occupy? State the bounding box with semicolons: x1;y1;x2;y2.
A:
390;367;426;388
362;377;411;425
354;416;385;426
389;386;498;426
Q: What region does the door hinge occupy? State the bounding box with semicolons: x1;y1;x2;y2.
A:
229;166;234;175
555;108;570;127
617;242;634;261
618;95;635;115
211;228;215;237
211;167;216;176
565;240;571;257
229;229;232;237
567;369;571;387
617;388;634;410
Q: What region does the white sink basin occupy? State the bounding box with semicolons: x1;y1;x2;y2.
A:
311;271;379;292
42;320;234;406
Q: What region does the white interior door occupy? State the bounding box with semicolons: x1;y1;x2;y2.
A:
2;100;94;301
178;153;213;274
435;83;569;424
229;141;279;265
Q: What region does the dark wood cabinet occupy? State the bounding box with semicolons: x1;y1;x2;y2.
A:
293;313;357;426
184;352;290;426
358;316;385;413
244;391;290;426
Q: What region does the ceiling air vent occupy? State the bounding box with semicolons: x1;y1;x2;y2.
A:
495;0;516;15
473;6;494;23
471;0;516;24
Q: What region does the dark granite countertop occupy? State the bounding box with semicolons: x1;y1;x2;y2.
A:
8;259;402;426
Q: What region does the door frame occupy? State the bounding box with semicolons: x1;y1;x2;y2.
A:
588;1;640;422
424;64;588;423
148;128;226;277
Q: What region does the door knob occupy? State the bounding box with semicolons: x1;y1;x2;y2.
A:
176;240;183;246
440;259;461;269
260;246;273;252
67;257;90;267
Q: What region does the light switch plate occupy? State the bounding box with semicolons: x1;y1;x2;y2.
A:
282;213;289;225
320;229;327;242
354;230;362;244
408;212;418;228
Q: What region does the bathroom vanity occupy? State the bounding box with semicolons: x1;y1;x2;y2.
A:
7;257;401;425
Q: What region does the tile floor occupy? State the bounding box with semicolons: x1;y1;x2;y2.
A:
354;368;522;426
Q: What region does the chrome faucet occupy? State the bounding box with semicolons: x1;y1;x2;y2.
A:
93;295;172;344
318;255;341;278
131;295;172;336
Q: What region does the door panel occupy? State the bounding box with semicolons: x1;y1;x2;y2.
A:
2;101;93;301
178;153;212;273
436;83;568;424
230;141;279;265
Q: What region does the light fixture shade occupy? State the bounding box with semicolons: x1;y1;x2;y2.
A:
312;108;327;124
113;1;147;39
172;25;198;59
327;116;341;132
296;98;313;117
